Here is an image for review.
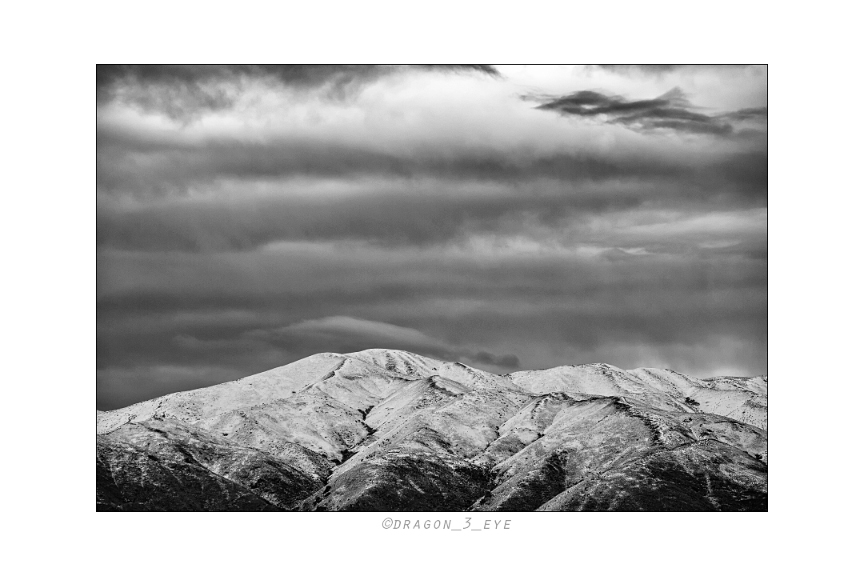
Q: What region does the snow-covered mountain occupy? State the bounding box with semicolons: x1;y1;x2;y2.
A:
97;349;767;511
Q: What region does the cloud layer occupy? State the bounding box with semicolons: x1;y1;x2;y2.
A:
534;87;767;135
97;65;767;409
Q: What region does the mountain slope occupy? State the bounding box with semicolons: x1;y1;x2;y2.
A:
97;349;767;511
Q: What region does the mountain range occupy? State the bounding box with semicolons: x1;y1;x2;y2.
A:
97;349;767;511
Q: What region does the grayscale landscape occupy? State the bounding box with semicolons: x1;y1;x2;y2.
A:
97;65;767;512
97;349;767;511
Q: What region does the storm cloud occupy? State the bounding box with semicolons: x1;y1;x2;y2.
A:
535;87;766;135
97;64;500;119
97;65;767;409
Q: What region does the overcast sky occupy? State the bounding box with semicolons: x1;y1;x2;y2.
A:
97;64;767;410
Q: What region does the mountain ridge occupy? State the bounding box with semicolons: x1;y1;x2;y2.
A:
97;349;767;511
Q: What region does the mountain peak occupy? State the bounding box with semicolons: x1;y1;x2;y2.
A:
98;349;767;511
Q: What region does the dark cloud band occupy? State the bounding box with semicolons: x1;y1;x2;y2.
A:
97;64;500;118
535;87;766;135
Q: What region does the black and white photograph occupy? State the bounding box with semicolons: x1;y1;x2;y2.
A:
96;64;768;512
12;1;864;573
